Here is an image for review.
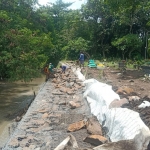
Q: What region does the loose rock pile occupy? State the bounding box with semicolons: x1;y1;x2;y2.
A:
4;66;108;150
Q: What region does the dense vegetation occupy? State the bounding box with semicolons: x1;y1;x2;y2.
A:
0;0;150;81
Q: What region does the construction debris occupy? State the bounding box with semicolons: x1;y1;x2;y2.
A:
116;86;135;95
67;120;86;132
55;127;150;150
54;134;78;150
128;96;140;102
83;135;108;146
93;128;150;150
86;117;102;135
69;101;80;109
109;98;129;108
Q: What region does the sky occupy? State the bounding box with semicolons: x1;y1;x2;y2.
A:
38;0;86;9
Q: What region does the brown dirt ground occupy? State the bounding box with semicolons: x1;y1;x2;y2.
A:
86;67;150;98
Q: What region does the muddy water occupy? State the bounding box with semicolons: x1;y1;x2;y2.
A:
0;75;46;147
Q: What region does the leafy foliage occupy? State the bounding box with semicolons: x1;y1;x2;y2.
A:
62;37;89;60
1;0;150;81
148;39;150;57
0;28;53;81
0;0;53;81
112;34;143;59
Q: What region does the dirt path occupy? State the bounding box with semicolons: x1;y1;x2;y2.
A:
86;67;150;98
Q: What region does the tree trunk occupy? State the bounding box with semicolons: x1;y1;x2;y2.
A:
129;49;135;59
122;50;128;60
102;50;105;58
122;53;125;60
129;24;133;34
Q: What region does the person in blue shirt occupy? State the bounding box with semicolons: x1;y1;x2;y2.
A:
79;51;84;68
60;65;67;73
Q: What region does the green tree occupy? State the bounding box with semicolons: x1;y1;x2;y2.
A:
112;34;142;59
0;28;54;81
81;0;113;58
62;37;89;60
0;0;54;81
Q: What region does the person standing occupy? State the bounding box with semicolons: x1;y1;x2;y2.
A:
79;51;84;68
44;65;49;81
44;65;49;74
49;63;54;72
48;63;55;78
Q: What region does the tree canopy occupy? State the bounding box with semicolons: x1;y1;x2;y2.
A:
0;0;150;81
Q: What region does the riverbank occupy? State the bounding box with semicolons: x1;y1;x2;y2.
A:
3;67;93;149
0;76;45;148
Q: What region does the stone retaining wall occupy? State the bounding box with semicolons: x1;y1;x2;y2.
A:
3;68;92;150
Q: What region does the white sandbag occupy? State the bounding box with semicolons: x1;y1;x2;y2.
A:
83;78;108;89
84;79;120;108
86;96;107;124
54;136;70;150
83;78;98;85
72;67;79;73
87;96;150;142
83;79;150;143
74;68;85;81
138;101;150;108
71;67;85;81
73;69;150;144
103;108;150;141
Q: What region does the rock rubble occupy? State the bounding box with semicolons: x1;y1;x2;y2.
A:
3;67;99;149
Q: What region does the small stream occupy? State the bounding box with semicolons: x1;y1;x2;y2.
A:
0;75;46;147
